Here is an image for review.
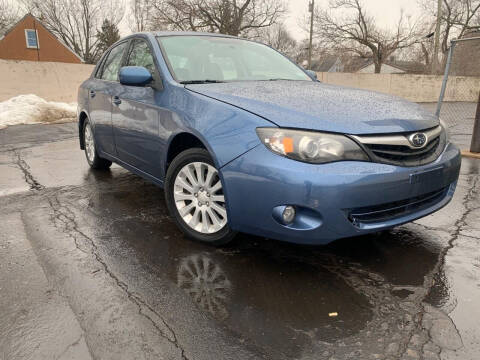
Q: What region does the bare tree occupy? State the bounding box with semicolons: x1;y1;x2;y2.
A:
418;0;480;72
149;0;286;37
0;0;19;36
407;38;434;71
148;0;204;32
314;0;419;73
22;0;124;63
255;23;297;57
129;0;152;32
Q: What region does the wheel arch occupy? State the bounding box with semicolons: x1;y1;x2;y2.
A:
165;131;211;173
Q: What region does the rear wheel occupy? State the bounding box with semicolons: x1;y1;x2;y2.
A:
83;120;112;170
165;148;236;245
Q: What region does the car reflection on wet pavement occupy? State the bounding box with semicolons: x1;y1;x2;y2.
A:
49;174;453;359
0;123;479;360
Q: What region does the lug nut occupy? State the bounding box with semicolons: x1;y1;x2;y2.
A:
194;193;198;197
206;202;210;206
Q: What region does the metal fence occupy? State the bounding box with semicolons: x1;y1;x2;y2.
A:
436;36;480;152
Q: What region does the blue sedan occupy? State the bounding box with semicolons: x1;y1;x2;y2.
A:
78;32;461;245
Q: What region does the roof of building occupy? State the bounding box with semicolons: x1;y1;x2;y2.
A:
342;57;371;73
342;56;425;74
461;30;480;39
312;55;340;72
391;60;425;74
0;13;83;62
355;60;408;73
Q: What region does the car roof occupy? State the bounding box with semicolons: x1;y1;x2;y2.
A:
138;31;238;39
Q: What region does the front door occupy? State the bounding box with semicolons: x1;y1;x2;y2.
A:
111;38;162;177
88;78;114;155
89;41;129;156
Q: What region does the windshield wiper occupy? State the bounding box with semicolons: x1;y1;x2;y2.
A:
180;80;225;84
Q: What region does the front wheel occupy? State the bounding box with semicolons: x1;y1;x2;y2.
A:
165;148;236;245
83;120;112;170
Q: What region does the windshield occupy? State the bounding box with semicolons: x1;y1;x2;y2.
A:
157;36;311;83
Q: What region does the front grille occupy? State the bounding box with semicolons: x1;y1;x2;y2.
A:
352;126;447;167
366;135;443;166
347;187;448;226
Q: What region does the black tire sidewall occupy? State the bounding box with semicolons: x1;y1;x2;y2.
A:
83;120;111;170
83;121;95;167
164;148;235;245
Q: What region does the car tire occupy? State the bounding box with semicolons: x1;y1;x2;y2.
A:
165;148;236;246
83;120;112;170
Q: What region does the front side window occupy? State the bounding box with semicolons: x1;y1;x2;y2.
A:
101;42;128;81
157;36;311;83
125;39;156;74
25;29;39;49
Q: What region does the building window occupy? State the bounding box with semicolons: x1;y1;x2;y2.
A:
25;29;39;49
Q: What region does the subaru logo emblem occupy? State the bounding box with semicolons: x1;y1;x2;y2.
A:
409;133;427;148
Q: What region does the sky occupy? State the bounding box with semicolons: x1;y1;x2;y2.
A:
11;0;424;39
108;0;425;38
285;0;422;41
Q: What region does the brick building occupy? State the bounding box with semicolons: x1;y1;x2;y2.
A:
450;31;480;77
0;14;82;64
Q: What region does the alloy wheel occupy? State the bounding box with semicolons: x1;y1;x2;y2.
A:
173;162;227;234
84;123;95;164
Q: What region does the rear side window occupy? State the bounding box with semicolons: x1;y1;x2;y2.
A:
94;54;108;78
101;42;128;81
125;39;156;74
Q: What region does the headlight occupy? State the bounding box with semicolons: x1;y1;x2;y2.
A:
439;119;450;143
256;128;369;164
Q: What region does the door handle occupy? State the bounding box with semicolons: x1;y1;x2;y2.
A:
89;90;96;98
113;96;122;105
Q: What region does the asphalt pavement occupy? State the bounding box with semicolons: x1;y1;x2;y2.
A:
0;121;479;360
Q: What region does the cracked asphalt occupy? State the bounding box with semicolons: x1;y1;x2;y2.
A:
0;122;479;360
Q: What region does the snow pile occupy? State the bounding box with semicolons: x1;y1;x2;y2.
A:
0;94;77;129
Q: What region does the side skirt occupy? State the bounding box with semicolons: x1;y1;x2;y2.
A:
100;151;165;189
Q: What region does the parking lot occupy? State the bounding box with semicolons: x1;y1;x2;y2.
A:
0;110;479;359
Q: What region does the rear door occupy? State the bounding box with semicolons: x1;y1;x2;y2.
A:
111;38;162;177
89;41;129;156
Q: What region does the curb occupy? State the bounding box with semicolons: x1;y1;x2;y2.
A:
461;150;480;159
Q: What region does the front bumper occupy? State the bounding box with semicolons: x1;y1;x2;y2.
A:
220;142;461;245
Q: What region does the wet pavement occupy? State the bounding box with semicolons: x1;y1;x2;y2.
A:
0;123;479;360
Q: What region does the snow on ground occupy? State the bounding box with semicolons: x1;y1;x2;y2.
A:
0;94;77;129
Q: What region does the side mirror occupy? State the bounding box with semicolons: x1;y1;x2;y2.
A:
305;69;318;81
119;66;153;86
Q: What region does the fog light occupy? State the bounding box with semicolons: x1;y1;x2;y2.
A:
282;206;296;224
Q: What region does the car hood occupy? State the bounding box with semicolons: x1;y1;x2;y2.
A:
186;81;438;135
